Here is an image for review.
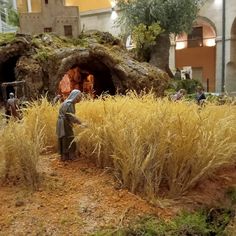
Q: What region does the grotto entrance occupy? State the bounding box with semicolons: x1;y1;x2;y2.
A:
60;57;116;98
0;56;20;102
78;59;116;96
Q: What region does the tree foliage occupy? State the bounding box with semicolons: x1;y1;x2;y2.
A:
0;0;19;26
116;0;205;71
7;7;19;26
117;0;205;35
132;22;163;60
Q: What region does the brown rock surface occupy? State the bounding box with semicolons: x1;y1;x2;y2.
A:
0;32;169;99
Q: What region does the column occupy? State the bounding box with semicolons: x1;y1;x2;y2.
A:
215;38;223;93
12;0;17;10
27;0;32;13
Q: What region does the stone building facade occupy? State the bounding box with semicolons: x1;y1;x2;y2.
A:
19;0;80;37
173;0;236;93
17;0;119;36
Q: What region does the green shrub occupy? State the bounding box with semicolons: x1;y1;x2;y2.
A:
206;208;234;235
169;79;203;94
92;209;234;236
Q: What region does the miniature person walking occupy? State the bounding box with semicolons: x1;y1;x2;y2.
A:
6;92;20;119
56;89;86;161
196;86;206;105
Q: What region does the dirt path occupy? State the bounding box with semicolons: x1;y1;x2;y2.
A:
0;154;173;235
1;154;236;235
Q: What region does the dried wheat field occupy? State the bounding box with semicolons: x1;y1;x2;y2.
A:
1;93;236;196
0;94;236;234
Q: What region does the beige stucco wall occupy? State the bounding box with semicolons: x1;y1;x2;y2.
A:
65;0;111;12
80;10;120;36
19;0;80;37
17;0;28;12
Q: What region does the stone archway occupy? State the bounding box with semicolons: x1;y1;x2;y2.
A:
52;44;169;98
77;58;116;96
61;56;117;96
225;18;236;93
175;16;217;91
52;49;121;97
196;16;217;36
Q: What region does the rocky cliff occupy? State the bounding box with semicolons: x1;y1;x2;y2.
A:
0;32;169;99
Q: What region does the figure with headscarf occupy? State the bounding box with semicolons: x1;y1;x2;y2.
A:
6;92;20;119
56;89;86;161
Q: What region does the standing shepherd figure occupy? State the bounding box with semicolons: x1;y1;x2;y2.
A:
56;89;86;161
6;92;20;120
196;86;206;106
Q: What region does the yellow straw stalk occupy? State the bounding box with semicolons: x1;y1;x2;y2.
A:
0;94;235;198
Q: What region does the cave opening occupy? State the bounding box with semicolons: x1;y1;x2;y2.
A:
62;57;116;97
79;59;116;96
0;56;20;102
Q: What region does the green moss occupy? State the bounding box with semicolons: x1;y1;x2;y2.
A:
207;208;234;235
226;187;236;205
92;209;234;236
31;34;92;62
173;211;210;235
92;213;209;236
0;32;120;63
33;50;53;62
0;33;16;46
32;34;71;62
68;37;89;47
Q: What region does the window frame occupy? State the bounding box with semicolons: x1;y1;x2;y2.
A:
187;26;203;48
64;25;73;37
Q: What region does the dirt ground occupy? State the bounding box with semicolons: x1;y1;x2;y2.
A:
0;154;175;236
0;154;236;236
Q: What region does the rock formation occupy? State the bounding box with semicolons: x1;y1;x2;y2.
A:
0;32;169;100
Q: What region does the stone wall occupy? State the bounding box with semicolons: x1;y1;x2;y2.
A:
19;0;80;37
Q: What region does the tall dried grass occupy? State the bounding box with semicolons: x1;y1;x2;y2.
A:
0;94;235;197
75;93;236;198
0;118;44;189
23;99;58;148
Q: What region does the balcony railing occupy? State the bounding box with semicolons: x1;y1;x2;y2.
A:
176;37;216;50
